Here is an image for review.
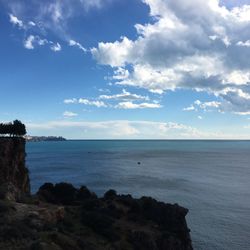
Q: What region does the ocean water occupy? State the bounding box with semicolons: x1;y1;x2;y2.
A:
26;140;250;250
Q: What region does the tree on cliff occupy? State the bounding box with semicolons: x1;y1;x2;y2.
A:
0;120;26;137
0;123;12;136
12;120;27;136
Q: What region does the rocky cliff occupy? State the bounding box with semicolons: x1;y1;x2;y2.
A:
0;137;30;200
0;138;193;250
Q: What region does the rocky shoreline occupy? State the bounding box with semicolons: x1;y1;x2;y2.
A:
0;138;193;250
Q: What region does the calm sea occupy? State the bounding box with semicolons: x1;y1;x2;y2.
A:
26;140;250;250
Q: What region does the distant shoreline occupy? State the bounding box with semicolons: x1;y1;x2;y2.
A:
38;138;250;141
25;136;66;142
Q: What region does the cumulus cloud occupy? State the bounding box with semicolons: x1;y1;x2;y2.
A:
24;35;35;49
91;37;133;67
9;14;23;28
28;21;36;27
183;99;222;112
64;98;78;104
78;98;107;107
63;111;78;117
8;12;62;53
183;106;196;111
92;0;250;114
23;35;48;49
198;100;221;109
64;90;162;109
112;67;130;80
99;89;149;101
69;40;87;52
64;98;107;107
237;40;250;47
50;42;61;52
115;101;161;109
23;35;61;52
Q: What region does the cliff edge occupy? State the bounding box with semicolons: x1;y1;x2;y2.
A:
0;138;193;250
0;137;30;200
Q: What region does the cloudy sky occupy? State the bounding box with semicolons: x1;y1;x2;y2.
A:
1;0;250;139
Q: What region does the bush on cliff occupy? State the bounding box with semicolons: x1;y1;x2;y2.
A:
38;182;78;205
53;183;77;205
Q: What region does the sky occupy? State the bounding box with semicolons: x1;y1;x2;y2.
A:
1;0;250;139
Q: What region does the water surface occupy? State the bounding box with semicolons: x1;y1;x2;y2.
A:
26;140;250;250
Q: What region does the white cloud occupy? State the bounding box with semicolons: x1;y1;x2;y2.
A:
64;98;78;104
199;101;221;109
69;40;87;52
28;21;36;26
9;13;37;30
183;106;196;111
198;115;203;120
115;101;162;109
64;97;107;107
235;111;250;116
194;100;201;106
63;111;78;117
37;38;48;46
51;42;61;52
23;35;61;52
91;37;133;67
24;35;35;49
224;70;250;85
5;0;115;42
98;88;110;93
99;89;149;101
113;67;130;80
9;14;23;28
236;40;250;47
64;91;162;109
114;64;181;93
183;99;221;112
78;98;107;107
48;1;63;24
92;0;250;113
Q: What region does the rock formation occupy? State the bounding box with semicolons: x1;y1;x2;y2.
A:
0;137;193;250
0;137;30;201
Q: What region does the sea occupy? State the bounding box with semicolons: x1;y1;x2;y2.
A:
26;140;250;250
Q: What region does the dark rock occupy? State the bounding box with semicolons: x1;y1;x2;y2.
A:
0;200;14;214
81;210;117;240
0;138;30;201
30;241;62;250
128;230;158;250
81;198;100;211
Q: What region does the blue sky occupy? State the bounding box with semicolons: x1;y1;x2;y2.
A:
1;0;250;139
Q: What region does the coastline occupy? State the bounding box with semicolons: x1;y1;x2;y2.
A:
0;137;193;250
